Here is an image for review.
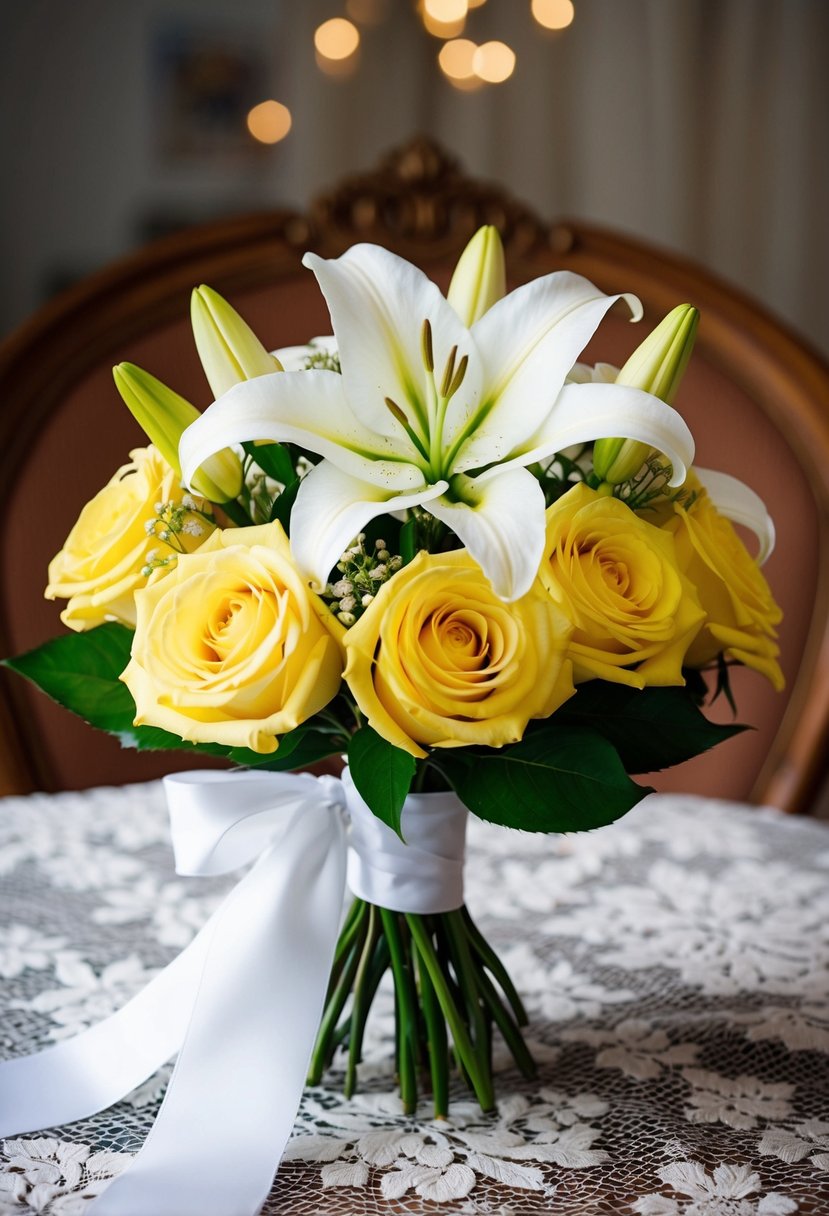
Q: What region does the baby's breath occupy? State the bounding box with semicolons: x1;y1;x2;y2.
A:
303;350;341;373
141;497;214;576
322;533;403;624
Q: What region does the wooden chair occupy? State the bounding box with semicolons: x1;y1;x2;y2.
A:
1;137;828;811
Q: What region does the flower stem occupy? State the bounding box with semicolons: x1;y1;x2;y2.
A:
380;910;419;1114
443;910;493;1100
314;902;532;1116
412;928;450;1117
307;902;369;1084
345;906;380;1098
405;913;495;1112
476;967;537;1078
461;906;529;1026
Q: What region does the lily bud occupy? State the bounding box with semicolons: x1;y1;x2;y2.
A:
593;304;699;485
113;363;243;502
191;285;283;399
447;226;506;326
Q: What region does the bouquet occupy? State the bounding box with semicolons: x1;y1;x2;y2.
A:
5;228;784;1126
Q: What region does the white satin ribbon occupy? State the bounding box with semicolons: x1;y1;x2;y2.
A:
344;768;467;913
0;767;468;1216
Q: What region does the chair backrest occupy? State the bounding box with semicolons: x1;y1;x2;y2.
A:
2;137;828;811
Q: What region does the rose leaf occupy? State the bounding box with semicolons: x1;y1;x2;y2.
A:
347;725;416;839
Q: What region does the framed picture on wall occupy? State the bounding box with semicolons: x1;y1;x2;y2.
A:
151;24;270;161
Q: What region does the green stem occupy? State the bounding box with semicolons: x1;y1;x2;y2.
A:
345;906;380;1097
380;910;419;1114
405;914;495;1112
444;910;492;1089
462;906;529;1027
308;905;369;1084
477;967;537;1079
325;899;367;999
412;934;449;1118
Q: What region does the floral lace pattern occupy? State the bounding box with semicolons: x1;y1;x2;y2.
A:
1;782;828;1213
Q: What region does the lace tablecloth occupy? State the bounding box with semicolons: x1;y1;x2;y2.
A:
1;781;828;1215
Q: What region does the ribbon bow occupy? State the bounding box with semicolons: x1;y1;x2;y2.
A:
0;769;468;1215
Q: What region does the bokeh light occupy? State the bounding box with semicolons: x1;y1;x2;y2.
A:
472;40;516;83
314;17;361;60
419;0;466;37
438;38;479;88
423;0;468;20
531;0;575;31
246;100;292;145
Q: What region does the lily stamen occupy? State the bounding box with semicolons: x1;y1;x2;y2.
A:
447;353;469;400
440;346;459;399
420;319;434;374
385;396;430;463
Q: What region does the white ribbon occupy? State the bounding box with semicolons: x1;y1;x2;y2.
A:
0;768;467;1215
344;768;467;913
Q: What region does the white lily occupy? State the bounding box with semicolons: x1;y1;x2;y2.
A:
694;467;776;564
180;244;695;600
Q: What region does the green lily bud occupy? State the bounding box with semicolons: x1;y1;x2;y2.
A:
113;363;243;503
191;285;283;400
447;225;506;326
593;304;699;485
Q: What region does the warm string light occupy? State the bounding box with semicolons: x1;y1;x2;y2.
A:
419;0;466;39
246;100;292;145
314;16;361;76
437;38;481;90
531;0;575;31
312;0;573;89
473;40;515;83
438;36;516;89
423;0;468;21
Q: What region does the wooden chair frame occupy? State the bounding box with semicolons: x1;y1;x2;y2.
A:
1;137;828;809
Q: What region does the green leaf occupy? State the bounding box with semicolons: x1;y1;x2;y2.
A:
243;440;295;486
347;725;416;839
235;727;347;772
439;727;651;833
4;622;138;733
269;478;300;533
399;517;417;565
552;682;748;773
2;622;346;769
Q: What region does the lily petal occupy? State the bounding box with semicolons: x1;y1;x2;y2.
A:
304;245;482;444
457;273;642;465
180;370;426;493
476;381;695;489
290;461;448;591
429;467;547;602
694;467;776;564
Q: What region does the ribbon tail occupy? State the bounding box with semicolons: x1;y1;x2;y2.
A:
0;927;208;1136
90;800;347;1216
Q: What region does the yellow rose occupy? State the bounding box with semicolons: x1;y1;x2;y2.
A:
122;520;344;753
46;446;214;631
665;484;784;691
343;549;575;759
539;483;705;687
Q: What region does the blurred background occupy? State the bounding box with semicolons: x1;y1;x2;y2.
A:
1;0;827;354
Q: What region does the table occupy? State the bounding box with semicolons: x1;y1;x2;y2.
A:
1;781;828;1214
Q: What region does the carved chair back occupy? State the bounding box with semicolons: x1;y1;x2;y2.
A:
1;139;828;810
